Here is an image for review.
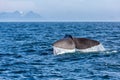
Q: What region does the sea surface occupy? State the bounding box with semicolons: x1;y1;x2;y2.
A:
0;22;120;80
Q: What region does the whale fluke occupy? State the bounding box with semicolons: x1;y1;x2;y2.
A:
64;34;73;39
73;38;100;49
53;35;105;55
53;38;75;49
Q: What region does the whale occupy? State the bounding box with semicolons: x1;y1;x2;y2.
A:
53;35;105;55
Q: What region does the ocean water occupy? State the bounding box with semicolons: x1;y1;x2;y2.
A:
0;22;120;80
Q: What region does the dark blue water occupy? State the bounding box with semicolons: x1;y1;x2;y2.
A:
0;22;120;80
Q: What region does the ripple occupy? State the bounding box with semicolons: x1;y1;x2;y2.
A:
0;22;120;80
10;70;28;74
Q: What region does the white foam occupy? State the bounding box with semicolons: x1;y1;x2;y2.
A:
105;50;118;54
53;44;105;55
76;44;105;52
53;46;75;55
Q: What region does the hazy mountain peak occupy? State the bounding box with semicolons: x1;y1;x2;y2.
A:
0;11;41;20
14;11;20;14
24;11;41;18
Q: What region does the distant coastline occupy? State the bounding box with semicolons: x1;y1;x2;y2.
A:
0;11;41;21
0;11;120;22
0;20;120;23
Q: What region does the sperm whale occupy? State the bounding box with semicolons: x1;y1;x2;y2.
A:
53;35;105;55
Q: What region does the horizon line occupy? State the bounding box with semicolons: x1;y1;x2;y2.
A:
0;20;120;22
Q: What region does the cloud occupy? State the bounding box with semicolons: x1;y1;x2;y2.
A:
34;0;120;20
0;0;37;12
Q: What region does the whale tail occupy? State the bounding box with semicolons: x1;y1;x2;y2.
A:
64;34;73;39
53;35;105;55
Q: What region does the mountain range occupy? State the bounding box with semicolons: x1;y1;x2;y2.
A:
0;11;41;20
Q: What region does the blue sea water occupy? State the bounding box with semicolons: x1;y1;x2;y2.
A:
0;22;120;80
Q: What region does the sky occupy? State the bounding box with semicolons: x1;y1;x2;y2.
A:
0;0;120;21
